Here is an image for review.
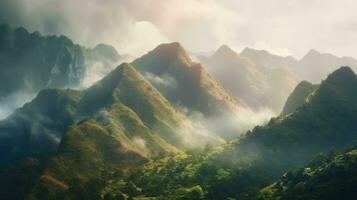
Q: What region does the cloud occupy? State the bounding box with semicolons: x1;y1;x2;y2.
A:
132;137;148;152
187;108;275;140
173;105;275;150
143;72;178;90
2;0;357;58
0;0;168;57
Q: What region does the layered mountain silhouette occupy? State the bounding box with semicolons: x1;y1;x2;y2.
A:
201;44;299;113
298;49;357;83
241;46;357;84
241;47;298;70
107;66;357;199
0;24;122;119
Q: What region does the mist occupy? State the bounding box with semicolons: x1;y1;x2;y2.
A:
175;105;275;149
0;90;36;120
1;0;357;58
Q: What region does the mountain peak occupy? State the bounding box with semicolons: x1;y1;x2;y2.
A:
315;66;357;103
241;47;262;54
92;43;120;61
213;44;238;58
325;66;356;83
97;62;140;87
304;49;321;57
152;42;187;57
217;44;233;52
281;80;317;115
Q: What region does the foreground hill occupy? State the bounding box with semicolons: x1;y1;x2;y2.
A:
132;42;247;116
257;146;357;200
202;45;299;113
27;119;147;200
0;24;121;119
103;66;357;199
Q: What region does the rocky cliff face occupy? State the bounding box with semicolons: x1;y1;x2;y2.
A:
0;24;121;119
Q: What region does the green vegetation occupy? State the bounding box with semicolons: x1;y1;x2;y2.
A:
0;63;215;199
100;66;357;199
257;146;357;200
27;119;146;200
0;158;43;200
281;80;318;115
0;88;83;165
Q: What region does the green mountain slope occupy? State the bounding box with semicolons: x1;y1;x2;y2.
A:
257;146;357;200
0;62;217;167
281;81;318;115
104;66;357;199
27;119;147;200
132;42;246;116
23;63;222;199
0;62;221;199
0;89;83;165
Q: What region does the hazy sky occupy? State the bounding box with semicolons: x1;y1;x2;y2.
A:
0;0;356;58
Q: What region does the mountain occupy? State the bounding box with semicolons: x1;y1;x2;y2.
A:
0;24;121;119
27;119;147;200
241;47;298;70
0;63;223;199
202;45;299;113
104;66;357;199
281;81;318;115
257;146;357;200
0;88;83;165
241;46;357;84
81;43;123;87
131;42;247;116
0;63;220;167
297;49;357;83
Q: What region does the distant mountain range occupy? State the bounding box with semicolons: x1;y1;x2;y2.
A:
197;44;357;114
241;46;357;83
200;44;299;113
